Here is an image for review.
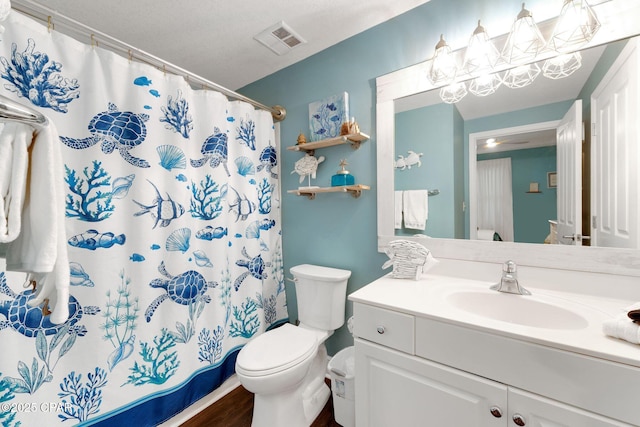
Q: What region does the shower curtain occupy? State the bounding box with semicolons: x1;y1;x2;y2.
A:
0;10;287;427
477;158;514;242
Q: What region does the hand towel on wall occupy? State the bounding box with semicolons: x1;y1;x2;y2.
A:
394;190;403;229
4;121;70;324
403;190;429;230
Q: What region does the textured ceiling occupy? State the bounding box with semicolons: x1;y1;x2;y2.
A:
14;0;431;90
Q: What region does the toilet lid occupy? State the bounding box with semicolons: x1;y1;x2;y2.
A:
236;324;317;376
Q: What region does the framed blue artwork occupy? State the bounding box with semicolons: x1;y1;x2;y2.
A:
308;92;349;141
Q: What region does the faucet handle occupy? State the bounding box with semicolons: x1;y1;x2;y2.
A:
503;260;517;274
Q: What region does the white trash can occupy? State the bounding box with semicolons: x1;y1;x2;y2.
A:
328;346;355;427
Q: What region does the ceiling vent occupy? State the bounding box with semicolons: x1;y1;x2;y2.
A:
254;21;306;55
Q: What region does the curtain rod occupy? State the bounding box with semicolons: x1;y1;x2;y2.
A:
0;93;47;125
10;0;286;122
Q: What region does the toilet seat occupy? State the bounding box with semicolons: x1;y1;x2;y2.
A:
236;324;318;377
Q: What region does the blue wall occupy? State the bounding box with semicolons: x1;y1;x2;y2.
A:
237;0;611;354
395;103;464;238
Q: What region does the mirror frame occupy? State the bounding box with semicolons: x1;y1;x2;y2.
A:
376;1;640;276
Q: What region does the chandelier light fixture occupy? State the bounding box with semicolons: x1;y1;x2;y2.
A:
462;20;501;75
503;63;541;88
469;73;503;96
439;82;468;104
428;34;458;85
502;3;546;64
434;0;600;103
542;51;582;79
548;0;600;53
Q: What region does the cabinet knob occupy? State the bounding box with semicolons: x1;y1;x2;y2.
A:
512;414;526;426
489;406;502;418
376;326;386;334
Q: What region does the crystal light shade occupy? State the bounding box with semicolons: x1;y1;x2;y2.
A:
502;3;546;65
549;0;600;53
469;73;502;97
462;20;501;75
542;52;582;79
428;34;457;85
439;82;468;104
503;63;541;88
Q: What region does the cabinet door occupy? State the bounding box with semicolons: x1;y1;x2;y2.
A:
508;388;633;427
355;339;508;427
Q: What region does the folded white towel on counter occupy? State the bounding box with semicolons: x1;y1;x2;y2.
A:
603;316;640;344
403;190;429;230
3;121;69;324
602;302;640;344
394;191;403;229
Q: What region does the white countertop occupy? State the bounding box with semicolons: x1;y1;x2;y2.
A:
349;272;640;369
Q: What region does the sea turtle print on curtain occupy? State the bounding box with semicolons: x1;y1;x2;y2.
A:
60;102;152;168
0;11;286;427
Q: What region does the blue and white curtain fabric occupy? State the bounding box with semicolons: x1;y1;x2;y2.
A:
0;11;287;426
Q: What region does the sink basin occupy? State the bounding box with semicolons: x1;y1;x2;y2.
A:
446;290;589;330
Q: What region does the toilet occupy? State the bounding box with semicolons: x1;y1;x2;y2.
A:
235;264;351;427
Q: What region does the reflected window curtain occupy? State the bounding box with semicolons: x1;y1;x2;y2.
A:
477;158;514;241
0;11;287;427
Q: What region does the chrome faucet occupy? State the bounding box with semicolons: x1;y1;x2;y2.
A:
490;260;531;295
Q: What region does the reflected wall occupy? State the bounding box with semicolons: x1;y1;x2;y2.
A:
395;103;465;238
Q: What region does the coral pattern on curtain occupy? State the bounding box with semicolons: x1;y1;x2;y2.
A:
0;11;287;426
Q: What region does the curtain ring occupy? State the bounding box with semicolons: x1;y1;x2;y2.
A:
47;16;53;32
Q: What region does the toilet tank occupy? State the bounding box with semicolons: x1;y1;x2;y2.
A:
290;264;351;331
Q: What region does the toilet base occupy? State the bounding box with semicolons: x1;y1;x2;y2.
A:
249;345;330;427
251;380;330;427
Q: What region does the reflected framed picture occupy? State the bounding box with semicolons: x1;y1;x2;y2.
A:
547;172;557;188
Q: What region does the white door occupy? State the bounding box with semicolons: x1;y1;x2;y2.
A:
556;100;583;245
591;37;639;249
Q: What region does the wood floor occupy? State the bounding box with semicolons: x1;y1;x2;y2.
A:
179;379;341;427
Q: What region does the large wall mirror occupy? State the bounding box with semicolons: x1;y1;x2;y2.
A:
376;1;640;276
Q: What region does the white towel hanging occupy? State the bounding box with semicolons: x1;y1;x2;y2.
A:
403;190;429;230
0;122;30;243
3;120;70;324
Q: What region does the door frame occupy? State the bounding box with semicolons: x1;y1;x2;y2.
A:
469;120;560;240
555;100;583;246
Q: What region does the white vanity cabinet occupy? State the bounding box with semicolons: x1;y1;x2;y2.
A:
508;389;633;427
355;338;508;426
353;301;638;427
